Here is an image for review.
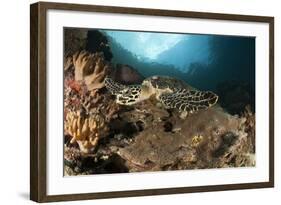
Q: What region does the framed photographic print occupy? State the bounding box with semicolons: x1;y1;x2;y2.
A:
30;1;274;202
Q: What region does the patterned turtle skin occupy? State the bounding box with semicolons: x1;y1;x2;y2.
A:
105;75;218;114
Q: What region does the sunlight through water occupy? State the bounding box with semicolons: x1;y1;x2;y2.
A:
104;30;185;59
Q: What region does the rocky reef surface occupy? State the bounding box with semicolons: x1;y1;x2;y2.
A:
63;29;255;176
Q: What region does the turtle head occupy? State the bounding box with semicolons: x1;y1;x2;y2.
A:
116;85;143;105
105;77;152;106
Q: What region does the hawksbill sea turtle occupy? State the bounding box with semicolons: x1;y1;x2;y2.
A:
104;75;218;115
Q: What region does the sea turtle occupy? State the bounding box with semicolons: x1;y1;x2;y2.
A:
104;75;218;115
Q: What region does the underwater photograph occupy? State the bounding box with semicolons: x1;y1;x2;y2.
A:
63;28;256;176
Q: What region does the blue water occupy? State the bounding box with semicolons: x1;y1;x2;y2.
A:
102;30;255;92
105;30;210;71
85;29;255;114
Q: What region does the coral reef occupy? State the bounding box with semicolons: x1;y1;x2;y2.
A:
242;105;255;152
64;110;109;153
63;52;122;154
64;146;128;175
116;106;252;171
63;28;256;176
63;82;122;153
63;29;113;83
64;92;255;174
73;51;111;91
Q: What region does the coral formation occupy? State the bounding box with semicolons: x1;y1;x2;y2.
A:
216;105;256;167
73;51;111;90
64;52;121;154
63;28;256;176
64;110;109;153
242;105;255;152
63;75;122;153
116;106;250;171
64;146;128;175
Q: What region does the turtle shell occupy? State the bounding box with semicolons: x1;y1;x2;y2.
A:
143;75;194;92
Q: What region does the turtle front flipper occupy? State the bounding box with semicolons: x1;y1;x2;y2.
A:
104;77;126;95
158;89;218;113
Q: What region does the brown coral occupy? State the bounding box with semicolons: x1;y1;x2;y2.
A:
64;56;74;71
242;105;255;152
216;106;255;167
73;51;111;90
63;89;121;154
118;99;170;129
116;106;252;172
64;110;109;153
80;91;122;122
